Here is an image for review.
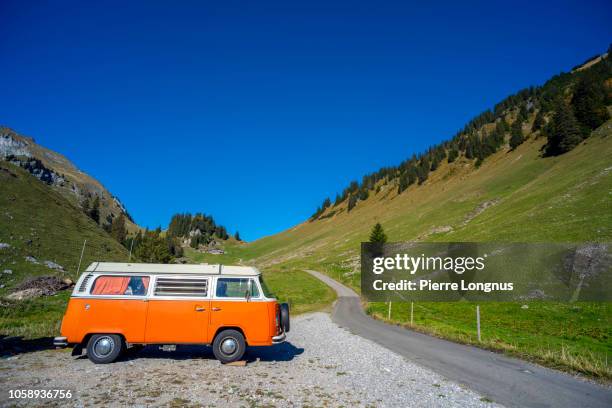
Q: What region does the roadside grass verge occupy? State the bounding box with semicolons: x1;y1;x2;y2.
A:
263;267;336;315
367;301;611;380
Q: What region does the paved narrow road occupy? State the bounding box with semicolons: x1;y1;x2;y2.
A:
305;270;612;408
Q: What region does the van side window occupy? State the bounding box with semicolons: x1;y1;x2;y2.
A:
154;277;208;297
91;276;150;296
216;278;259;298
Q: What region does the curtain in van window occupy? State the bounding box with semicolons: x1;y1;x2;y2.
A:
141;277;149;291
91;276;130;295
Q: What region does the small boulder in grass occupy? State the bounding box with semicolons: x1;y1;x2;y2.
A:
521;304;529;309
25;256;39;264
0;243;10;249
3;269;12;274
44;260;64;271
6;288;44;301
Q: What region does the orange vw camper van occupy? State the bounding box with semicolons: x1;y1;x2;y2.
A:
54;262;290;364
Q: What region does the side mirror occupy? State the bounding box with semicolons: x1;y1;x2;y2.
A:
245;280;252;302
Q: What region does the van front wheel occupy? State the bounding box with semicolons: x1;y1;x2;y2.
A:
213;329;245;363
86;334;124;364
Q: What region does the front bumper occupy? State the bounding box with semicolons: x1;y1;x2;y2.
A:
53;336;68;348
272;332;286;344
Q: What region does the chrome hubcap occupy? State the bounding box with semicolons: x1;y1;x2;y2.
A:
220;338;237;355
93;336;114;357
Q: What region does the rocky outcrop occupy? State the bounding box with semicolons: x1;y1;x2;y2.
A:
0;132;31;158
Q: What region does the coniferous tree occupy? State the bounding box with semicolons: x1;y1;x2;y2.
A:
89;196;100;224
81;198;90;216
465;144;474;159
334;194;343;206
166;236;183;258
545;101;583;156
369;223;388;243
190;235;199;248
234;231;241;241
498;118;509;133
571;74;610;133
447;148;459;163
136;230;172;263
110;213;127;244
347;194;358;212
417;158;430;184
518;104;529;122
532;110;545;132
310;206;322;221
359;188;369;201
398;173;409;194
509;120;525;150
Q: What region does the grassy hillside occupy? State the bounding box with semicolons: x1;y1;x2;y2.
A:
0;126;140;233
0;162;129;337
188;117;612;379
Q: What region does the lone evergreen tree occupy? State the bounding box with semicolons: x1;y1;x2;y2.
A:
234;231;241;241
110;213;127;244
545;101;583;156
369;223;387;243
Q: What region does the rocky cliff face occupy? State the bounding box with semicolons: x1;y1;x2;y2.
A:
0;126;136;229
0;132;32;158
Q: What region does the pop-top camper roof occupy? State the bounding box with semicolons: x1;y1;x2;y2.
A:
85;262;260;276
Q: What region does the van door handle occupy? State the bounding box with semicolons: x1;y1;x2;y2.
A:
195;306;205;312
212;307;221;311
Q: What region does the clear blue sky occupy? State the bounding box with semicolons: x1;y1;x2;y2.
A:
1;1;611;241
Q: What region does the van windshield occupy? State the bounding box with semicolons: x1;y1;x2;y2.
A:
259;275;274;298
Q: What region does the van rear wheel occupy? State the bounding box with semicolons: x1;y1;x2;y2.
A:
280;303;290;333
213;329;245;363
86;334;124;364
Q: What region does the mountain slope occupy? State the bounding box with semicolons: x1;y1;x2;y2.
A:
0;127;138;232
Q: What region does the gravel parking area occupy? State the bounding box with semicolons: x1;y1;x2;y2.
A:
0;313;499;407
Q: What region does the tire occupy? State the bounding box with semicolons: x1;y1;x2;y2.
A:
212;329;246;363
86;334;124;364
280;303;290;333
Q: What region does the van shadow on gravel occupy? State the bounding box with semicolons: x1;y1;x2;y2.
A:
89;341;304;363
0;335;55;357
